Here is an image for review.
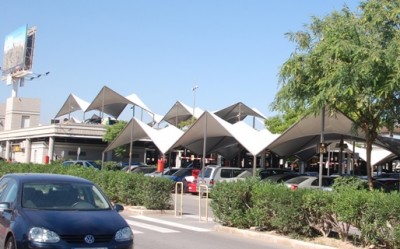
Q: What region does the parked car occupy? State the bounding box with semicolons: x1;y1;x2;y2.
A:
217;169;253;183
196;165;249;193
121;162;149;172
284;175;336;191
262;173;305;183
187;181;198;194
145;167;180;177
258;168;292;179
0;173;134;249
62;160;101;170
164;168;197;192
128;166;157;174
373;178;400;192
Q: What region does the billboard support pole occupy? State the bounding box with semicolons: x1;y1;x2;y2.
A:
11;79;19;97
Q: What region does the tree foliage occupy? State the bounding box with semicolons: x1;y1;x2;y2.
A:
102;120;128;158
265;106;306;134
177;117;196;130
271;0;400;189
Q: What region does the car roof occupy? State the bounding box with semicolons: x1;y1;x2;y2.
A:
2;173;92;184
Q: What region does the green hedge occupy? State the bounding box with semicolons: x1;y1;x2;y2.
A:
211;177;400;248
0;162;174;210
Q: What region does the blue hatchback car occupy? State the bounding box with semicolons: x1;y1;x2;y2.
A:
0;173;133;249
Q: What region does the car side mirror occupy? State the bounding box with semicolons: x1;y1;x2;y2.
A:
0;202;11;212
113;203;124;212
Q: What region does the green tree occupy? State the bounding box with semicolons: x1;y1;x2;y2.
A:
177;117;196;130
271;0;400;190
103;120;128;158
265;107;305;134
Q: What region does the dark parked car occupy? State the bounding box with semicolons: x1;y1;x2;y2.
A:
373;178;400;192
164;168;196;192
0;173;133;249
259;168;292;179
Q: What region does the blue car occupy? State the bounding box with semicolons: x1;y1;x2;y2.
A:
0;173;133;249
164;168;195;192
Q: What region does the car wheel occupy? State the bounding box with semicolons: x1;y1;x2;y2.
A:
5;236;15;249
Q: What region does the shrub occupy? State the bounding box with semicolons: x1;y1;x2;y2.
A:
301;190;335;237
210;178;258;228
0;161;172;209
251;181;288;230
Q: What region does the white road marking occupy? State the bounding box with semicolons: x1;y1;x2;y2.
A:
130;215;211;232
126;219;179;233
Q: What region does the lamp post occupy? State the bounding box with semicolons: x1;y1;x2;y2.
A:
128;105;135;166
192;85;199;119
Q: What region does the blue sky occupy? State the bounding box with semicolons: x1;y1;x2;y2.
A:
1;0;360;125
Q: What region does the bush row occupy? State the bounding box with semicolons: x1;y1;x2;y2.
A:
0;162;174;210
210;177;400;249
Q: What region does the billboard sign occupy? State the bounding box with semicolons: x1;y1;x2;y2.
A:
2;25;28;76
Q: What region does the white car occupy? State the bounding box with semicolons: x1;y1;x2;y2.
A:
284;176;335;191
62;160;101;170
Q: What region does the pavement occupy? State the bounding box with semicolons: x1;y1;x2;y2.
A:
124;206;341;249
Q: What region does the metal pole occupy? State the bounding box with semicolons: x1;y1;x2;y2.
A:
192;85;198;118
253;155;257;177
201;113;207;181
128;106;135;166
319;106;325;188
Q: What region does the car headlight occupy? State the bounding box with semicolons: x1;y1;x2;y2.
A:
29;227;60;243
115;227;133;241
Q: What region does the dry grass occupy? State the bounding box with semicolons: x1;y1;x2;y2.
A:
309;237;368;249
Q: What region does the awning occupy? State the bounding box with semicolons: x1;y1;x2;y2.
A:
265;109;388;161
161;101;204;126
170;111;278;159
85;86;130;119
213;102;267;124
54;94;90;118
103;118;184;154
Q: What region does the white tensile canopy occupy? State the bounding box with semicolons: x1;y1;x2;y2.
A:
265;109;389;161
161;101;204;126
213;102;267;124
170;111;278;160
103;117;184;155
125;93;162;124
339;141;396;167
85;86;131;119
54;94;90;119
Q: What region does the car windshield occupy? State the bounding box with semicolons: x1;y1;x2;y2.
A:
197;167;213;178
173;169;191;177
22;182;111;210
87;161;101;169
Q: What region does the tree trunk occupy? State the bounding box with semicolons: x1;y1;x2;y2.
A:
366;139;373;191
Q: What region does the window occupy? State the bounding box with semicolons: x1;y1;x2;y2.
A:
0;178;18;204
21;116;30;128
220;169;232;178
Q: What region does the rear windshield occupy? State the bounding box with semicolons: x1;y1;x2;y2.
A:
286;176;310;184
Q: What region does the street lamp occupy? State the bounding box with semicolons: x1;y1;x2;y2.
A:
128;105;135;166
192;85;199;118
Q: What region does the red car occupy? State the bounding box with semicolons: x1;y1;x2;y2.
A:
187;180;198;194
186;169;200;194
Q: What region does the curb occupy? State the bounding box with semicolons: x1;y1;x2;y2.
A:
124;206;175;215
214;225;337;249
